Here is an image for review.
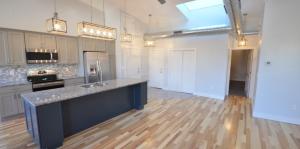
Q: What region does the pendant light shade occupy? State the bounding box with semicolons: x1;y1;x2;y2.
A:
144;40;155;47
121;33;133;42
121;0;133;42
238;36;247;47
47;0;67;33
78;0;117;40
78;22;116;40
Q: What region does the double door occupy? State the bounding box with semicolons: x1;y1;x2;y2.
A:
167;50;196;94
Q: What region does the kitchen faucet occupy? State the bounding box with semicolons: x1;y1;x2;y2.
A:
96;60;104;85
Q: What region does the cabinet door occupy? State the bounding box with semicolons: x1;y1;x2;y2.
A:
25;33;42;50
124;48;142;79
95;39;105;51
67;38;79;64
16;90;32;113
56;36;68;64
82;38;96;51
42;35;56;50
0;30;8;65
0;93;19;117
7;31;26;65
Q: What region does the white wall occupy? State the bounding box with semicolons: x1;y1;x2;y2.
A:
0;0;147;79
153;33;230;100
253;0;300;124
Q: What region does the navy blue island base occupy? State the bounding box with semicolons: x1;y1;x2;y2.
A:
23;82;147;149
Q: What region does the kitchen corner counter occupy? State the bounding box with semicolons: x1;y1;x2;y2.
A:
21;78;147;107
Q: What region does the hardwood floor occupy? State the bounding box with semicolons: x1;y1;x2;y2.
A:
0;88;299;149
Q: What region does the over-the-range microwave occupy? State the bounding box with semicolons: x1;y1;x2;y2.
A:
26;49;58;64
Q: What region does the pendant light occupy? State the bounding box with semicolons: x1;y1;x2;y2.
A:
47;0;67;33
121;0;133;42
78;0;116;40
144;14;155;47
238;35;247;47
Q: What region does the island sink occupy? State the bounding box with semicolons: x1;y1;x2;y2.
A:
22;79;148;149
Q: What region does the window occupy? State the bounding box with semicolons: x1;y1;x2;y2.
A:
176;0;230;30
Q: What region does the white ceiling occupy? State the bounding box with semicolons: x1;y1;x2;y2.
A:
109;0;265;32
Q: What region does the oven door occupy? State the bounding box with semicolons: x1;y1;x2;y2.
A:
32;80;65;92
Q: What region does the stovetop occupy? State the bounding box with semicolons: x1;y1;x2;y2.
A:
27;74;62;84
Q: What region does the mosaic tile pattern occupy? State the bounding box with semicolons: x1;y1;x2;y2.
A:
0;64;78;85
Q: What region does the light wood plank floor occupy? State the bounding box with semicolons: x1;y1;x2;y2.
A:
0;88;299;149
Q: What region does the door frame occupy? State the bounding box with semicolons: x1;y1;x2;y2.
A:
226;48;257;98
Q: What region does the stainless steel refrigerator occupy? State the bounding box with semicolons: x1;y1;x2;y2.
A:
83;51;112;83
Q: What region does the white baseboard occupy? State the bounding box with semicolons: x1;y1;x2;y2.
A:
253;112;300;125
193;92;225;100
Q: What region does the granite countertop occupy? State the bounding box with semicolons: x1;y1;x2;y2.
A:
21;78;147;107
58;75;84;80
0;81;32;88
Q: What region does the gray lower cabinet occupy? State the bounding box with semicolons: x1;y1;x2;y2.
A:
0;92;18;118
0;84;32;121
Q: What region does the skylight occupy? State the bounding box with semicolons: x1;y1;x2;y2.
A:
184;0;224;11
176;0;230;30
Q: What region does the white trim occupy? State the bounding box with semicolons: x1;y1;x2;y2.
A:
253;112;300;125
194;92;225;100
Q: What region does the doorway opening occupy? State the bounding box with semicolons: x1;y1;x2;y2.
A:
229;49;253;97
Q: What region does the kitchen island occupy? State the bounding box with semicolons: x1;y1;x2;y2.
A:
21;78;147;149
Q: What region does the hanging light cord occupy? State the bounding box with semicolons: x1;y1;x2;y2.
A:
90;0;93;23
103;0;106;25
54;0;58;18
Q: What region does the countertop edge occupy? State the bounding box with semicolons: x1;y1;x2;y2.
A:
22;79;148;107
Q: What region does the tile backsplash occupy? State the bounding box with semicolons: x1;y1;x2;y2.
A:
0;64;79;83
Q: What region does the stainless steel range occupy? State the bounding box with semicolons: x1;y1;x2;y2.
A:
27;71;64;92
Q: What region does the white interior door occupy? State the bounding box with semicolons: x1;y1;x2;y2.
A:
167;51;183;92
149;49;164;88
124;48;141;79
182;51;196;93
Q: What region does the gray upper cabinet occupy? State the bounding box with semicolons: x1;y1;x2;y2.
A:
57;36;79;64
0;30;26;66
25;33;42;50
42;34;56;50
0;30;8;65
25;33;56;50
79;37;107;52
95;39;105;51
67;38;79;64
7;31;26;65
80;38;96;51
